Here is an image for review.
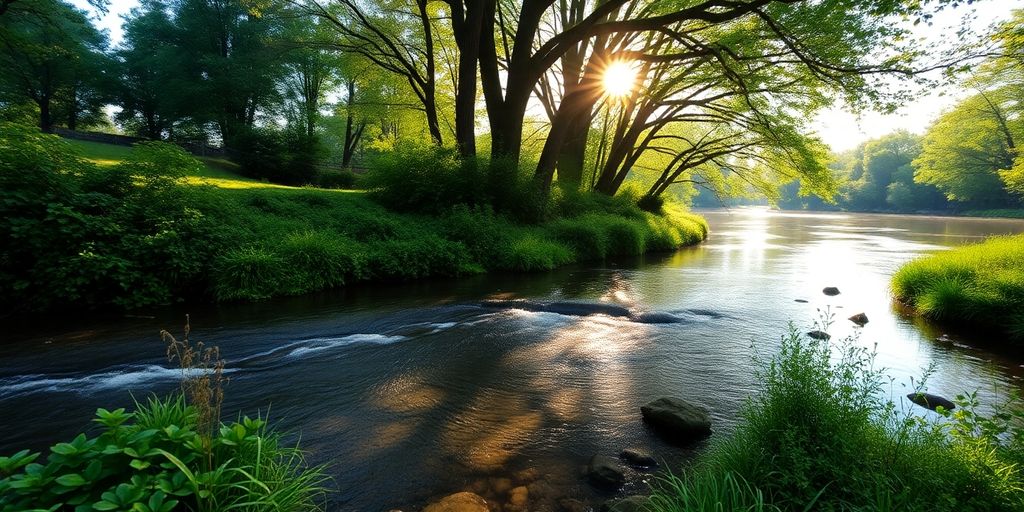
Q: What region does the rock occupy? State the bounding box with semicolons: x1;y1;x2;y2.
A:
848;313;869;326
640;397;711;442
424;492;490;512
527;480;554;501
936;334;952;343
505;486;529;512
807;330;831;340
587;455;626;489
619;448;657;468
489;477;513;496
601;496;650;512
514;468;540;485
633;311;685;324
558;498;588;512
794;299;809;303
907;392;956;411
467;479;489;496
823;287;841;296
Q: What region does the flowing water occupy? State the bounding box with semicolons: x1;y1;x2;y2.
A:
3;209;1024;511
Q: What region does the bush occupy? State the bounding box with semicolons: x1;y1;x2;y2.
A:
317;168;358;189
500;236;575;271
365;236;479;280
278;231;367;292
213;247;288;301
0;124;217;313
231;128;322;185
547;218;608;260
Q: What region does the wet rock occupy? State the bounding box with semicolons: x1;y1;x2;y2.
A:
527;480;554;501
514;468;540;485
633;311;684;324
423;492;490;512
601;496;650;512
467;479;489;496
505;486;529;512
907;392;956;411
823;287;841;296
848;313;869;326
936;334;953;343
489;477;513;496
807;330;831;340
640;397;711;442
587;455;626;489
794;299;809;303
619;448;657;468
558;498;588;512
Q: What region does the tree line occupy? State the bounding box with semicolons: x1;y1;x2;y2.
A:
2;0;1018;205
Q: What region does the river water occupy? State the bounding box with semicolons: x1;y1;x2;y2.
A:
2;209;1024;511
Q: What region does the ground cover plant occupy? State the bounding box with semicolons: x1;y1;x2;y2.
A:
649;324;1024;511
892;235;1024;341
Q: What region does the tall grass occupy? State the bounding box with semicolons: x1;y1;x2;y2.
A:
892;234;1024;341
650;324;1024;511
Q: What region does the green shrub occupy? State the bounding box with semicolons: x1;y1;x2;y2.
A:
0;124;217;312
500;236;575;272
213;247;288;301
278;231;367;292
361;143;465;213
0;395;328;512
601;216;647;256
231;128;322;185
547;219;608;260
440;205;518;269
365;236;479;280
317;168;358;189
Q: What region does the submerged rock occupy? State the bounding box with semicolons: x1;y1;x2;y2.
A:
505;486;529;512
619;448;657;468
423;492;490;512
640;397;711;442
601;496;651;512
823;287;841;296
633;311;685;324
587;455;626;489
807;330;831;340
794;299;809;303
848;313;869;326
907;392;956;411
558;498;588;512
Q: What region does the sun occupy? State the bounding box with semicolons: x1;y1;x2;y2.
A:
602;60;638;98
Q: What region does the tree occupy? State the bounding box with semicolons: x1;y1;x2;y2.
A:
114;0;182;138
0;0;109;132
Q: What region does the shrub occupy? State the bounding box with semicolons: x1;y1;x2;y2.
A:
500;236;574;272
317;168;358;189
637;193;665;214
601;216;647;256
365;236;479;280
361;143;464;213
278;231;367;292
231;128;322;185
440;205;518;269
0;124;217;313
212;247;288;301
546;218;608;260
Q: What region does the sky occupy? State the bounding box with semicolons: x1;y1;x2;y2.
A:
74;0;1020;153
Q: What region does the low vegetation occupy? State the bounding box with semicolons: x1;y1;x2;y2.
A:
0;125;707;315
892;235;1024;341
650;326;1024;511
0;323;328;512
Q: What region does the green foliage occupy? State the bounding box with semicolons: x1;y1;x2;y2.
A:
232;128;323;185
317;168;358;189
0;395;328;512
500;236;574;272
0;124;216;313
892;235;1024;341
652;326;1024;511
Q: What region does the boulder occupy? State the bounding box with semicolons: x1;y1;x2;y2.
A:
587;455;626;489
807;330;831;340
514;468;540;485
848;313;869;326
423;492;490;512
506;486;529;512
640;397;711;442
619;448;657;468
823;287;841;296
601;496;650;512
907;392;956;411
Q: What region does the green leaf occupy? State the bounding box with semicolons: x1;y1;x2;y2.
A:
55;474;87;487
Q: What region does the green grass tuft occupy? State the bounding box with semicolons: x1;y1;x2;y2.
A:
892;234;1024;340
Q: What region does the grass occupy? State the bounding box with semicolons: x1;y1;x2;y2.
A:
649;325;1024;512
961;209;1024;219
61;139;708;307
891;234;1024;341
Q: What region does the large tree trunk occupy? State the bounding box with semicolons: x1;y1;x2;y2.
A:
451;0;484;157
38;95;52;133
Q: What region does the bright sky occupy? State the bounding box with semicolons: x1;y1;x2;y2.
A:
76;0;1019;153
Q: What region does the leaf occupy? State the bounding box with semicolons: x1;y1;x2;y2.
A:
55;474;87;487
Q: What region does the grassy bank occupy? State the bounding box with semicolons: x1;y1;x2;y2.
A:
649;327;1024;511
891;235;1024;341
1;125;707;314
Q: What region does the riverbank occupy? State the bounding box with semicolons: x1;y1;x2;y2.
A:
892;234;1024;342
0;128;707;315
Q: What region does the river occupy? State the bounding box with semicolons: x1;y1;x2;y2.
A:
2;209;1024;511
